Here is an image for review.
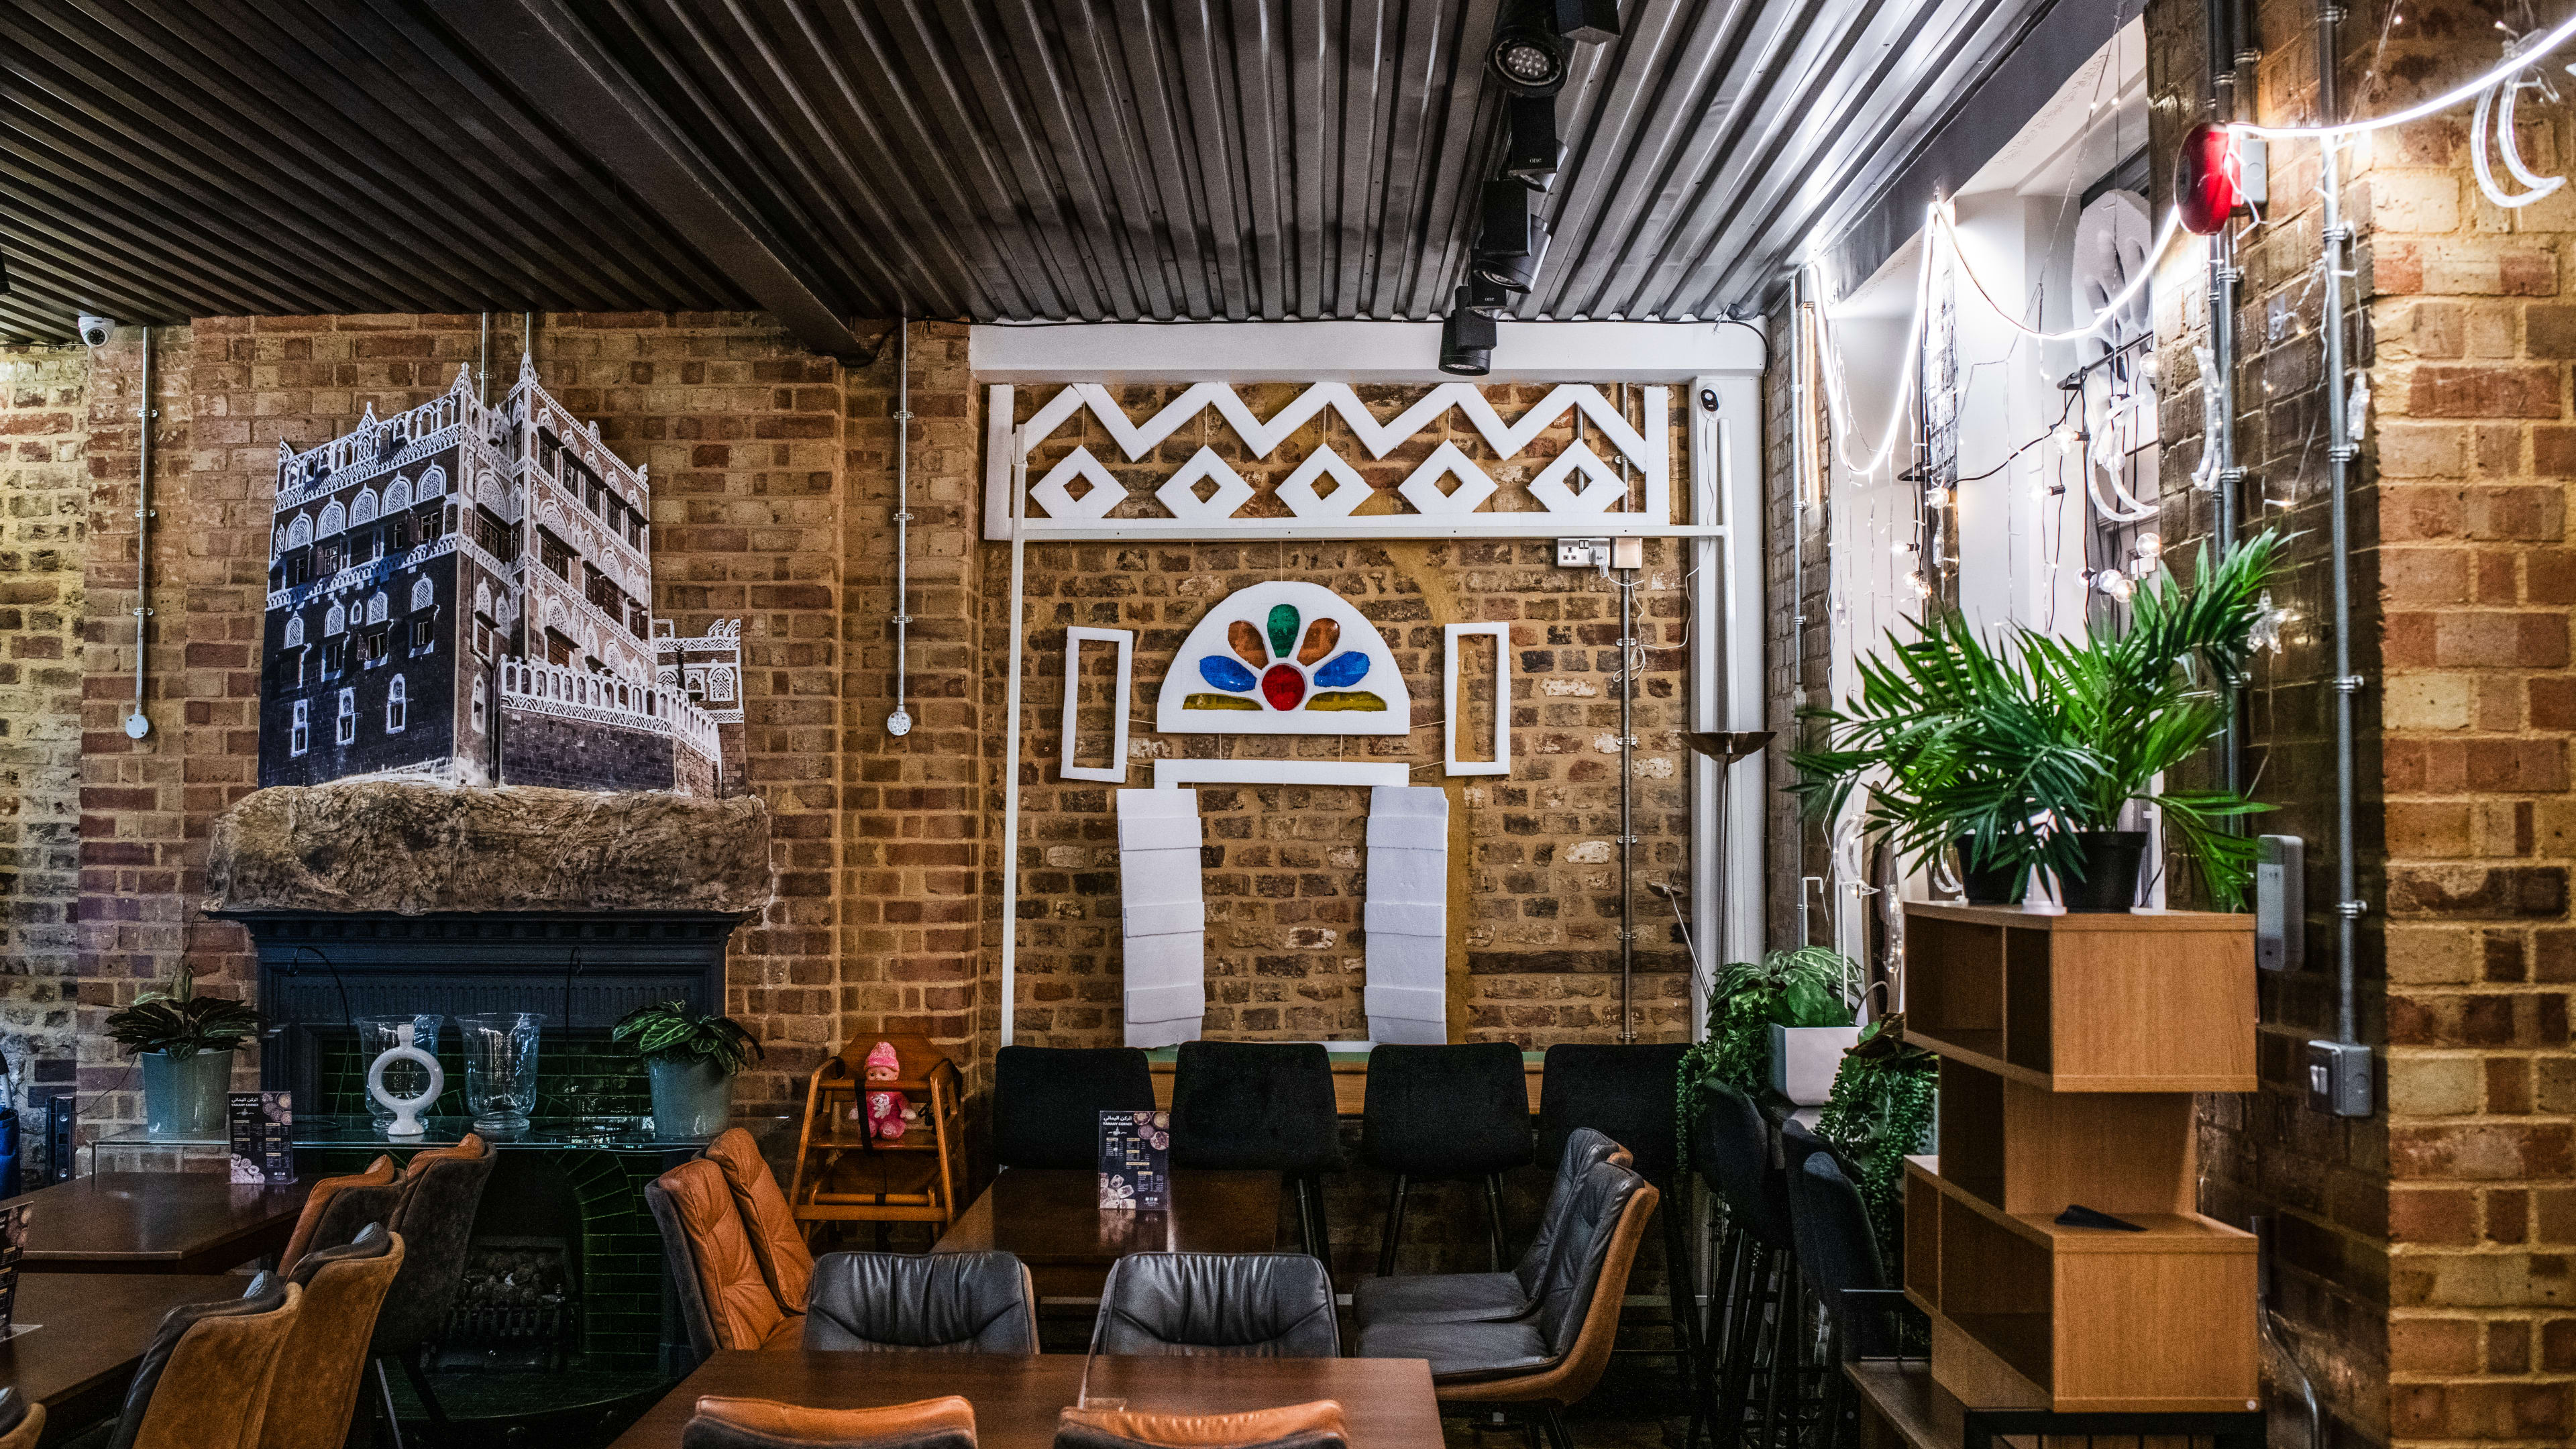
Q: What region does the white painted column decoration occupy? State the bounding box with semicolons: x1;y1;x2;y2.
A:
1116;788;1208;1049
1362;786;1450;1045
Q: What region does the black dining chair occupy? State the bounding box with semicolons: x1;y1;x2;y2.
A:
1687;1081;1794;1449
1786;1150;1902;1449
1362;1042;1532;1275
802;1250;1039;1352
994;1046;1159;1170
1093;1252;1340;1357
1168;1041;1344;1262
1537;1042;1697;1385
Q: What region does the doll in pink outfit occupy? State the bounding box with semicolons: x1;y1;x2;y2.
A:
863;1040;908;1140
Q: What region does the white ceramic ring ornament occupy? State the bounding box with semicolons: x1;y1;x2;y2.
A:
366;1024;445;1138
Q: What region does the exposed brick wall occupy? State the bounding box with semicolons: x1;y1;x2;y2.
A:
2146;4;2395;1445
994;384;1695;1049
0;345;88;1122
1763;299;1829;953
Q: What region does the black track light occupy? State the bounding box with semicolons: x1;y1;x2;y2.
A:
1464;274;1511;319
1550;0;1621;44
1441;288;1497;376
1475;179;1550;292
1504;97;1562;191
1487;1;1570;96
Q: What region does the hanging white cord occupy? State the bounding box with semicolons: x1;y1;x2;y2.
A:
1810;208;1936;480
1935;205;2186;343
2233;11;2576;138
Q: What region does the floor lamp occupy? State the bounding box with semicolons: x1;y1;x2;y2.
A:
1681;730;1774;998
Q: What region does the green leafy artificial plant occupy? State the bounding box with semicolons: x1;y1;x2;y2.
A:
1788;533;2288;908
612;1000;765;1075
103;969;260;1061
1676;947;1860;1153
1814;1014;1939;1277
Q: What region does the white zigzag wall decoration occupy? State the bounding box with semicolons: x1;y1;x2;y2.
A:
983;382;1675;540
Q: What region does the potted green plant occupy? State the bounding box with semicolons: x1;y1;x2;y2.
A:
104;970;260;1140
1678;947;1862;1134
1790;534;2286;910
613;1000;763;1138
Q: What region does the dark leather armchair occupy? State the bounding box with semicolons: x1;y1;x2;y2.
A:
1093;1252;1339;1358
1356;1159;1659;1444
0;1388;44;1449
372;1135;496;1446
1352;1126;1629;1330
682;1395;975;1449
1055;1401;1350;1449
803;1250;1037;1352
273;1155;397;1279
261;1225;406;1449
109;1278;303;1449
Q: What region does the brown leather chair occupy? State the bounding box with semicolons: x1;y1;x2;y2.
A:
1055;1401;1349;1449
259;1225;407;1449
1356;1159;1660;1449
0;1388;46;1449
681;1395;974;1449
108;1279;303;1449
649;1131;812;1358
274;1154;398;1279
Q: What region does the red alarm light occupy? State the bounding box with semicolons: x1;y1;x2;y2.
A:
2176;121;2243;235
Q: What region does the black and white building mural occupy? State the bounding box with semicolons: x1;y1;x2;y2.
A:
260;358;737;796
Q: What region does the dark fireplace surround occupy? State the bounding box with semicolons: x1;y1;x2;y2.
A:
205;781;774;1372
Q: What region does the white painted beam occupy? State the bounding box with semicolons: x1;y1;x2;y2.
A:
969;321;1766;383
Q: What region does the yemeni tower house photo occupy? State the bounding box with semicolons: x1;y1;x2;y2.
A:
257;357;743;794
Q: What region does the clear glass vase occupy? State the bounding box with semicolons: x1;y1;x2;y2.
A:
356;1014;444;1126
460;1012;543;1132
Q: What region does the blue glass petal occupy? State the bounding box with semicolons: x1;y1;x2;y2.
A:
1311;651;1371;688
1197;655;1258;692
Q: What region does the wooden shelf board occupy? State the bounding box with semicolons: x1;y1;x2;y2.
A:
1908;1033;2256;1095
1907;1157;2253;1254
1844;1362;1955;1449
1903;902;2253;932
806;1134;941;1152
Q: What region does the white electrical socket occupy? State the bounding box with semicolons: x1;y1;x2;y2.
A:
1556;538;1610;568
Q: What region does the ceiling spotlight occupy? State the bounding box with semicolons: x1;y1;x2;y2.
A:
1488;2;1571;96
1441;287;1497;376
1550;0;1621;43
1463;273;1512;318
1504;97;1562;191
1476;179;1551;292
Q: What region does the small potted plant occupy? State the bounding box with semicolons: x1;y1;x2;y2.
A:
1678;947;1862;1122
105;970;260;1140
612;1000;763;1138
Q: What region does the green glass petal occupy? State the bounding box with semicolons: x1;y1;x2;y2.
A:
1303;691;1387;712
1265;604;1299;659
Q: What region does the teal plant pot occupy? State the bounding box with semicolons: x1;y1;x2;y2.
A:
649;1059;735;1140
142;1049;234;1140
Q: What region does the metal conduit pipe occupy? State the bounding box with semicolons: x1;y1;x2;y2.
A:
888;317;914;738
1617;383;1638;1044
2208;0;2245;801
125;328;154;741
2318;0;2362;1045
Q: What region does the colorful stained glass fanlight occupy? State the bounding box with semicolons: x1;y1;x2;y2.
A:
1185;601;1386;714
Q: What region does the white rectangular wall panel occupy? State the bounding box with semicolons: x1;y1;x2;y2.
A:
1061;627;1133;782
1442;623;1512;776
1118;790;1206;1048
1363;786;1450;1044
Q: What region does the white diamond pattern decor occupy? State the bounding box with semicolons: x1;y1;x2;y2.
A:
989;382;1673;539
1154;447;1256;519
1026;445;1126;521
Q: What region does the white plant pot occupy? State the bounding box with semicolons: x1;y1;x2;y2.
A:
1770;1024;1863;1107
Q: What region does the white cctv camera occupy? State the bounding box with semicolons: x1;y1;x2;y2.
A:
76;315;114;347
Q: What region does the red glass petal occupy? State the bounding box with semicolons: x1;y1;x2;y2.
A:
1260;663;1306;711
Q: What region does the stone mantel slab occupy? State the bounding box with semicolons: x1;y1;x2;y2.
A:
205;782;773;917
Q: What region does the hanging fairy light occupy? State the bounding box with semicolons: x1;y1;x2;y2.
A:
2093;569;2136;602
1924;484;1955;510
1902;570;1933;600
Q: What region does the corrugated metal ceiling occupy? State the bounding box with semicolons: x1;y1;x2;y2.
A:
1;0;2086;345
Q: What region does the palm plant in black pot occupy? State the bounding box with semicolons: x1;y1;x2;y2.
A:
1791;533;2286;910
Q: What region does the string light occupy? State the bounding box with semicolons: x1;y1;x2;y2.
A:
2093;569;2135;602
2229;11;2576;140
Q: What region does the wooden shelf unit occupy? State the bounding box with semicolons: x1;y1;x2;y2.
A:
1900;902;2258;1416
1903;904;2256;1092
786;1034;967;1234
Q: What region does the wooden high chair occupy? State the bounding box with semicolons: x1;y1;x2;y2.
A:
786;1034;966;1243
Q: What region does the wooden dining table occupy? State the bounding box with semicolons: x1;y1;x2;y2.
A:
608;1352;1442;1449
5;1173;311;1275
0;1272;246;1444
930;1168;1281;1299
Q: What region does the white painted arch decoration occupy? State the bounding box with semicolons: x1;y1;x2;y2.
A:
987;381;1672;540
1155;581;1407;735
